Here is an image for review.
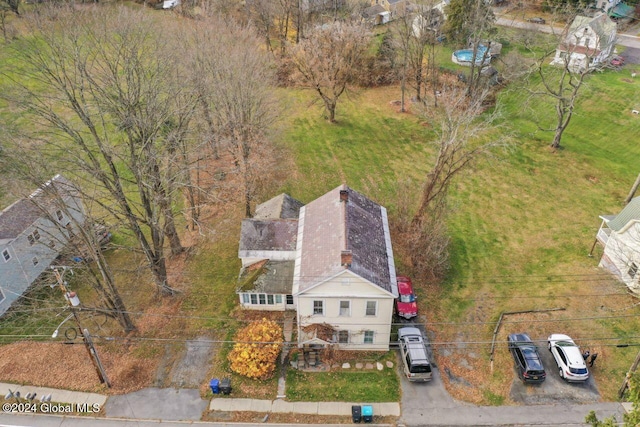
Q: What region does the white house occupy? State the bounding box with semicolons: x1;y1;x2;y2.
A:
594;197;640;292
551;13;617;72
0;175;85;316
237;185;398;351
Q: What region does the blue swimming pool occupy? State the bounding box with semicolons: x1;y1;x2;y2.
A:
452;45;491;66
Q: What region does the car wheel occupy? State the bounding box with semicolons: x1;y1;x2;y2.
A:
558;367;564;379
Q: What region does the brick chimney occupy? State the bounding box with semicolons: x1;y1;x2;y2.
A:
341;250;352;267
339;189;348;202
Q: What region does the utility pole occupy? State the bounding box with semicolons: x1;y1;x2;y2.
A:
618;347;640;398
51;267;110;387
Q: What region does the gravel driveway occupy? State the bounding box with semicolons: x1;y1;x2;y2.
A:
509;343;600;405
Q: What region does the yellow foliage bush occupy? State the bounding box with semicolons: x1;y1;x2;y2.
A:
228;318;283;380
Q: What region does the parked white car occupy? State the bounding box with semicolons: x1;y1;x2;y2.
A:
547;334;589;382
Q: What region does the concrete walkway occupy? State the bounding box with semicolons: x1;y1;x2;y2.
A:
0;382;106;407
210;398;401;416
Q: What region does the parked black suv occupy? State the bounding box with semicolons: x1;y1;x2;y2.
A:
508;333;546;383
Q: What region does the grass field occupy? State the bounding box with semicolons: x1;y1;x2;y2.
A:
273;56;640;402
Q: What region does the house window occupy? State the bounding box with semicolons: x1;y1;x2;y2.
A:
33;229;40;241
267;294;274;305
276;295;283;304
629;263;639;279
313;300;324;316
259;294;266;305
32;257;39;266
339;301;350;316
56;210;64;221
286;294;294;305
364;331;374;344
338;330;349;344
365;301;377;316
27;235;35;246
250;294;258;305
2;249;10;262
242;294;250;304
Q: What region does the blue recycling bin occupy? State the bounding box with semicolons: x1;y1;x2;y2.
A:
210;378;220;394
362;405;373;423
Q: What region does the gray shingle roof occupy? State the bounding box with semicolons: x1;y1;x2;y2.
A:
0;175;75;241
606;197;640;232
254;194;304;220
239;219;298;252
298;184;393;293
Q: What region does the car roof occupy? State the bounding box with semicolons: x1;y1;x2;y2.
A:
508;333;533;344
558;344;587;368
398;327;422;339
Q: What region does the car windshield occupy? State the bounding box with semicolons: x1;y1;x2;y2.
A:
556;341;576;347
522;347;543;369
410;364;432;374
570;367;588;375
400;293;415;303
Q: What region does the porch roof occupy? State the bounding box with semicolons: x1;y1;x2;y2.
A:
605;196;640;232
237;260;294;294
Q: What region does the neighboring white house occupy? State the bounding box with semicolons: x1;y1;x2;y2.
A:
551;13;617;72
0;175;85;316
236;185;398;351
595;0;621;13
594;197;640;292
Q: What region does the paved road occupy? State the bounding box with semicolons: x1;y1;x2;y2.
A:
496;16;640;49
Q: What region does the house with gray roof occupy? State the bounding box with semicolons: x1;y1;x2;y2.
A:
237;185;398;350
551;13;617;72
0;175;85;316
293;185;398;351
593;196;640;292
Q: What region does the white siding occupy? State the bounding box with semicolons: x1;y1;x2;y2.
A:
600;222;640;291
297;271;394;350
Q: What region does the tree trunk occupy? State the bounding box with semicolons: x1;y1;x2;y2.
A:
164;207;184;255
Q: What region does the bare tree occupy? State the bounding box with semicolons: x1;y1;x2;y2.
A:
183;19;280;217
529;15;614;149
412;88;507;228
444;0;496;96
392;1;444;106
404;88;508;277
288;20;371;123
3;6;194;296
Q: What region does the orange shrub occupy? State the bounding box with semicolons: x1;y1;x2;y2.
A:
228;318;283;380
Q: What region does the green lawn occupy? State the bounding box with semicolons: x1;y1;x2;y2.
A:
287;361;400;402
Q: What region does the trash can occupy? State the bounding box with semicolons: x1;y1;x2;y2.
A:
351;405;361;423
362;405;373;423
210;378;220;394
220;378;232;395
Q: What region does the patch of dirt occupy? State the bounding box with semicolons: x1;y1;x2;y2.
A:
0;341;157;394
